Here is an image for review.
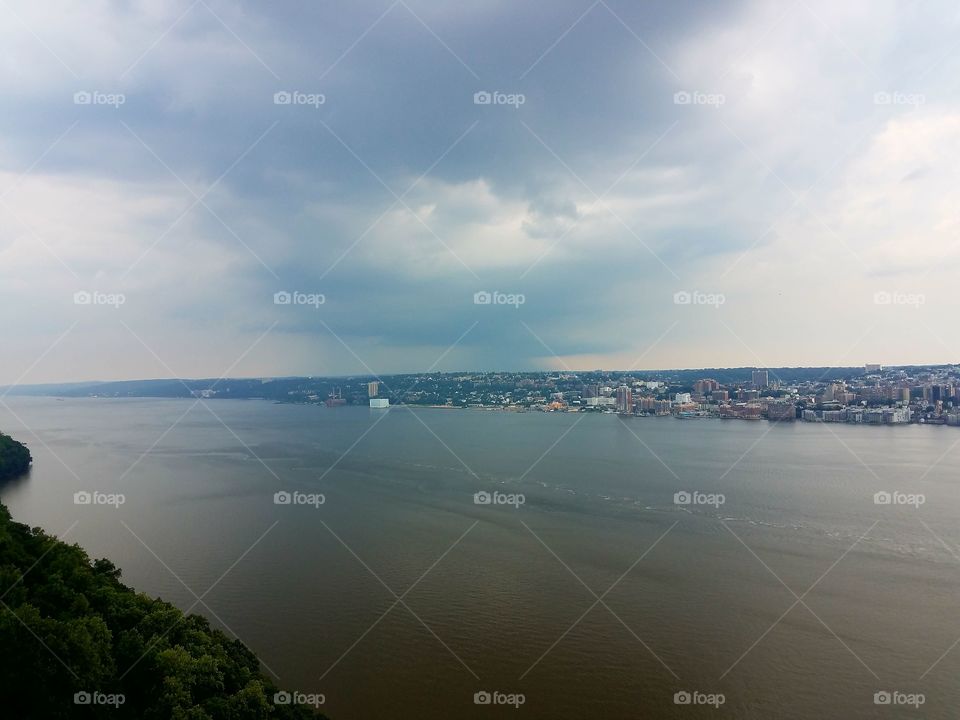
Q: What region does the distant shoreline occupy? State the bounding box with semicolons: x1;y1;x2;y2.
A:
4;395;953;429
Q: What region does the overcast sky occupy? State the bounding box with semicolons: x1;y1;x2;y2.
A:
1;0;958;384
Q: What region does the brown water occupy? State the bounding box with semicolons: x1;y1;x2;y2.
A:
1;397;958;718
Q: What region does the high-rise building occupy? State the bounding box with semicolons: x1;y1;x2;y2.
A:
693;378;719;394
368;381;379;397
752;369;769;388
674;392;692;404
616;386;632;414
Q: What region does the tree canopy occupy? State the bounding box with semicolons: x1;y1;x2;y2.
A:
0;431;31;481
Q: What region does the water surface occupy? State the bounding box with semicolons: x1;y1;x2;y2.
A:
2;398;958;718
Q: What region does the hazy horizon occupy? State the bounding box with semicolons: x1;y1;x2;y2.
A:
4;360;951;390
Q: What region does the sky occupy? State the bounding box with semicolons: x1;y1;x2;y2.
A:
1;0;958;384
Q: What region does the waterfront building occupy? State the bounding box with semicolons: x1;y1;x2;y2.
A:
767;403;797;421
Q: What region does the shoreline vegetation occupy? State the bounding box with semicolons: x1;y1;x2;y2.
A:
0;431;32;481
0;432;325;719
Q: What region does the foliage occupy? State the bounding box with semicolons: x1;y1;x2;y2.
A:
0;432;31;481
0;434;324;720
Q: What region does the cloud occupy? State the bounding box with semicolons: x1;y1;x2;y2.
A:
2;0;960;382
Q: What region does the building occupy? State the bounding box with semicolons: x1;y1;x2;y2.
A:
674;392;692;404
882;407;910;424
752;369;769;388
616;386;633;414
654;399;673;415
865;364;882;373
368;381;380;397
693;379;720;394
369;398;390;408
767;403;796;421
